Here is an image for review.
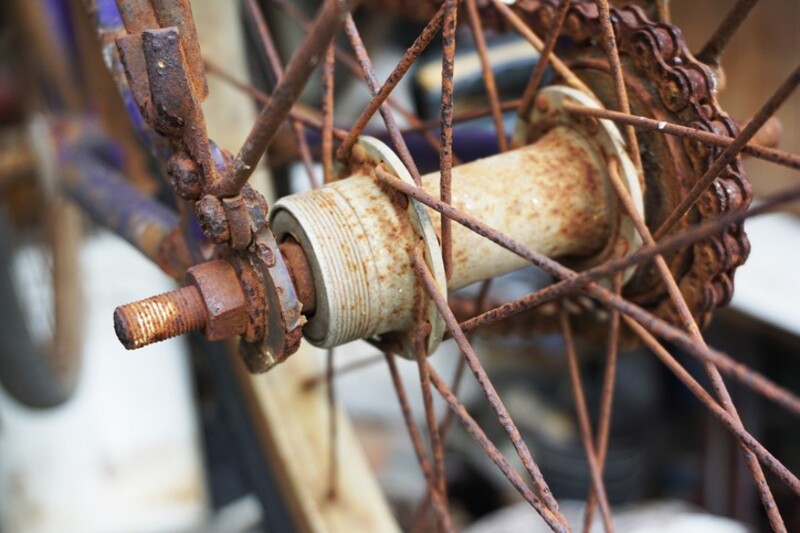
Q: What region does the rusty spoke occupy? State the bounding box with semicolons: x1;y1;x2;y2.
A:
605;159;785;530
697;0;762;67
594;0;643;174
272;0;455;165
627;319;800;500
302;353;384;389
204;61;348;140
656;63;800;239
411;325;449;520
465;0;508;152
322;43;336;183
216;0;357;196
410;246;568;526
489;0;594;97
560;307;615;533
563;103;800;171
384;352;453;531
440;0;458;279
518;0;571;122
343;16;426;185
244;0;321;189
583;274;622;533
337;4;448;159
375;167;800;419
325;349;338;500
404;98;522;136
426;364;569;533
457;184;800;336
409;280;491;529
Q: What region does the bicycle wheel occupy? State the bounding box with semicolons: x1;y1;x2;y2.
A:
85;0;800;530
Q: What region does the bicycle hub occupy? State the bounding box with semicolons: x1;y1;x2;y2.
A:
114;85;641;366
271;86;641;355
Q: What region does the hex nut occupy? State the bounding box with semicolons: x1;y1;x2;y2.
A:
186;259;247;341
196;194;230;243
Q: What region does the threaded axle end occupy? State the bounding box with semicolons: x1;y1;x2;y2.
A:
114;285;207;349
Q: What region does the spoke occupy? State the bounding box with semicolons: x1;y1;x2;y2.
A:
302;354;384;389
337;4;447;159
410;246;568;526
594;0;643;174
655;63;800;239
563;103;800;171
426;364;568;533
409;280;491;529
457;185;800;336
343;16;426;185
518;0;571;122
204;61;348;140
375;167;800;419
216;0;357;196
560;307;615;532
697;0;762;66
627;319;800;501
384;352;453;531
583;273;621;533
465;0;508;152
322;43;336;183
605;160;785;530
411;326;449;513
246;0;320;188
272;0;456;165
489;0;594;98
404;98;522;136
440;0;458;279
325;349;338;500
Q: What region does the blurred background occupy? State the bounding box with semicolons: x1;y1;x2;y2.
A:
0;0;798;531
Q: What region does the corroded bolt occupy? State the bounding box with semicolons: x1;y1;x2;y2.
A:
114;285;207;349
114;259;248;349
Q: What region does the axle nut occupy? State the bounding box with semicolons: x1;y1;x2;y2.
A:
186;259;247;341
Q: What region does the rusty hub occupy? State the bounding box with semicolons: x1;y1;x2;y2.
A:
111;0;752;369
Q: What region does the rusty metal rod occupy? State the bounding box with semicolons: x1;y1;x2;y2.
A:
244;0;321;189
409;280;492;531
218;0;358;196
563;103;800;171
583;273;622;533
426;364;568;533
518;0;571;122
272;0;452;165
606;160;785;531
696;0;762;66
488;0;594;97
594;0;643;174
410;247;568;526
376;168;800;420
627;319;800;499
411;328;450;526
384;352;453;531
343;15;426;185
655;63;800;239
337;3;447;159
560;308;615;533
456;184;800;337
325;348;338;500
465;0;508;152
440;0;458;279
322;43;336;183
204;61;348;140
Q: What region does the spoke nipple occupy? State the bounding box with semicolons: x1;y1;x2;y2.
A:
114;285;208;349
